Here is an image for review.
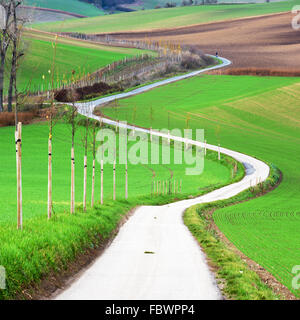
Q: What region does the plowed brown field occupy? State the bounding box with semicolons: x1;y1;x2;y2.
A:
109;12;300;70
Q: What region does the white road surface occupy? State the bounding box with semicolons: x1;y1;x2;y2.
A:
54;57;270;300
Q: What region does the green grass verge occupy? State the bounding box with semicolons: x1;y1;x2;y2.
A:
100;74;300;297
0;200;131;299
31;1;299;33
184;163;281;300
24;0;104;17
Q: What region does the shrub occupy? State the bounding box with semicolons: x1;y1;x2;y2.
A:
19;96;46;112
187;45;204;56
0;112;38;127
54;82;121;102
164;63;179;75
165;2;177;8
182;0;193;6
181;52;204;69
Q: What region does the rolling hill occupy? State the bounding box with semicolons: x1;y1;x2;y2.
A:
23;0;105;17
31;0;298;33
4;29;146;95
100;74;300;297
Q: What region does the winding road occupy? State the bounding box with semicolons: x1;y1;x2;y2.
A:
54;57;270;300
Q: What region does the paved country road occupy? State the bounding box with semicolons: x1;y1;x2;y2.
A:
54;57;270;300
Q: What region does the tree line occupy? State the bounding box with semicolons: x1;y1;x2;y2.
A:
80;0;135;10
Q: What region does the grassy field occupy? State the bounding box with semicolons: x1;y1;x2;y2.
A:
184;200;279;300
31;0;299;33
23;0;104;16
0;121;234;224
0;118;238;298
100;74;300;297
5;30;146;95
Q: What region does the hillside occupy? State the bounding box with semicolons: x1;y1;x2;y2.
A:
3;29;146;95
23;0;105;17
31;1;298;33
118;11;300;70
100;74;300;297
121;0;280;10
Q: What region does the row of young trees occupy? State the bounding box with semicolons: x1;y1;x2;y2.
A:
0;0;25;115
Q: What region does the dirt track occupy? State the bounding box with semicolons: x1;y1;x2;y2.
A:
110;12;300;70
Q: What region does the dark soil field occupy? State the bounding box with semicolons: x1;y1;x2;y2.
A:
109;12;300;70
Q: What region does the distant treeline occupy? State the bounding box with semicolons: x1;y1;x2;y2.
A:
79;0;135;10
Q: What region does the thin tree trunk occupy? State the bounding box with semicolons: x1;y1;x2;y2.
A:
113;160;116;201
0;56;5;112
151;178;154;196
48;138;52;219
91;159;95;207
14;74;18;126
71;146;75;214
7;64;16;112
17;122;22;230
15;129;18;222
101;160;103;205
71;109;76;214
0;2;13;112
83;155;87;211
125;163;128;200
83;119;88;211
8;2;18;113
91;125;96;207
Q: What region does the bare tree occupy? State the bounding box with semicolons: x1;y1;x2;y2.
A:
0;0;12;112
7;1;24;116
0;0;24;114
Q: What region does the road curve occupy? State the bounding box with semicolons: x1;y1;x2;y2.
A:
55;57;270;300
